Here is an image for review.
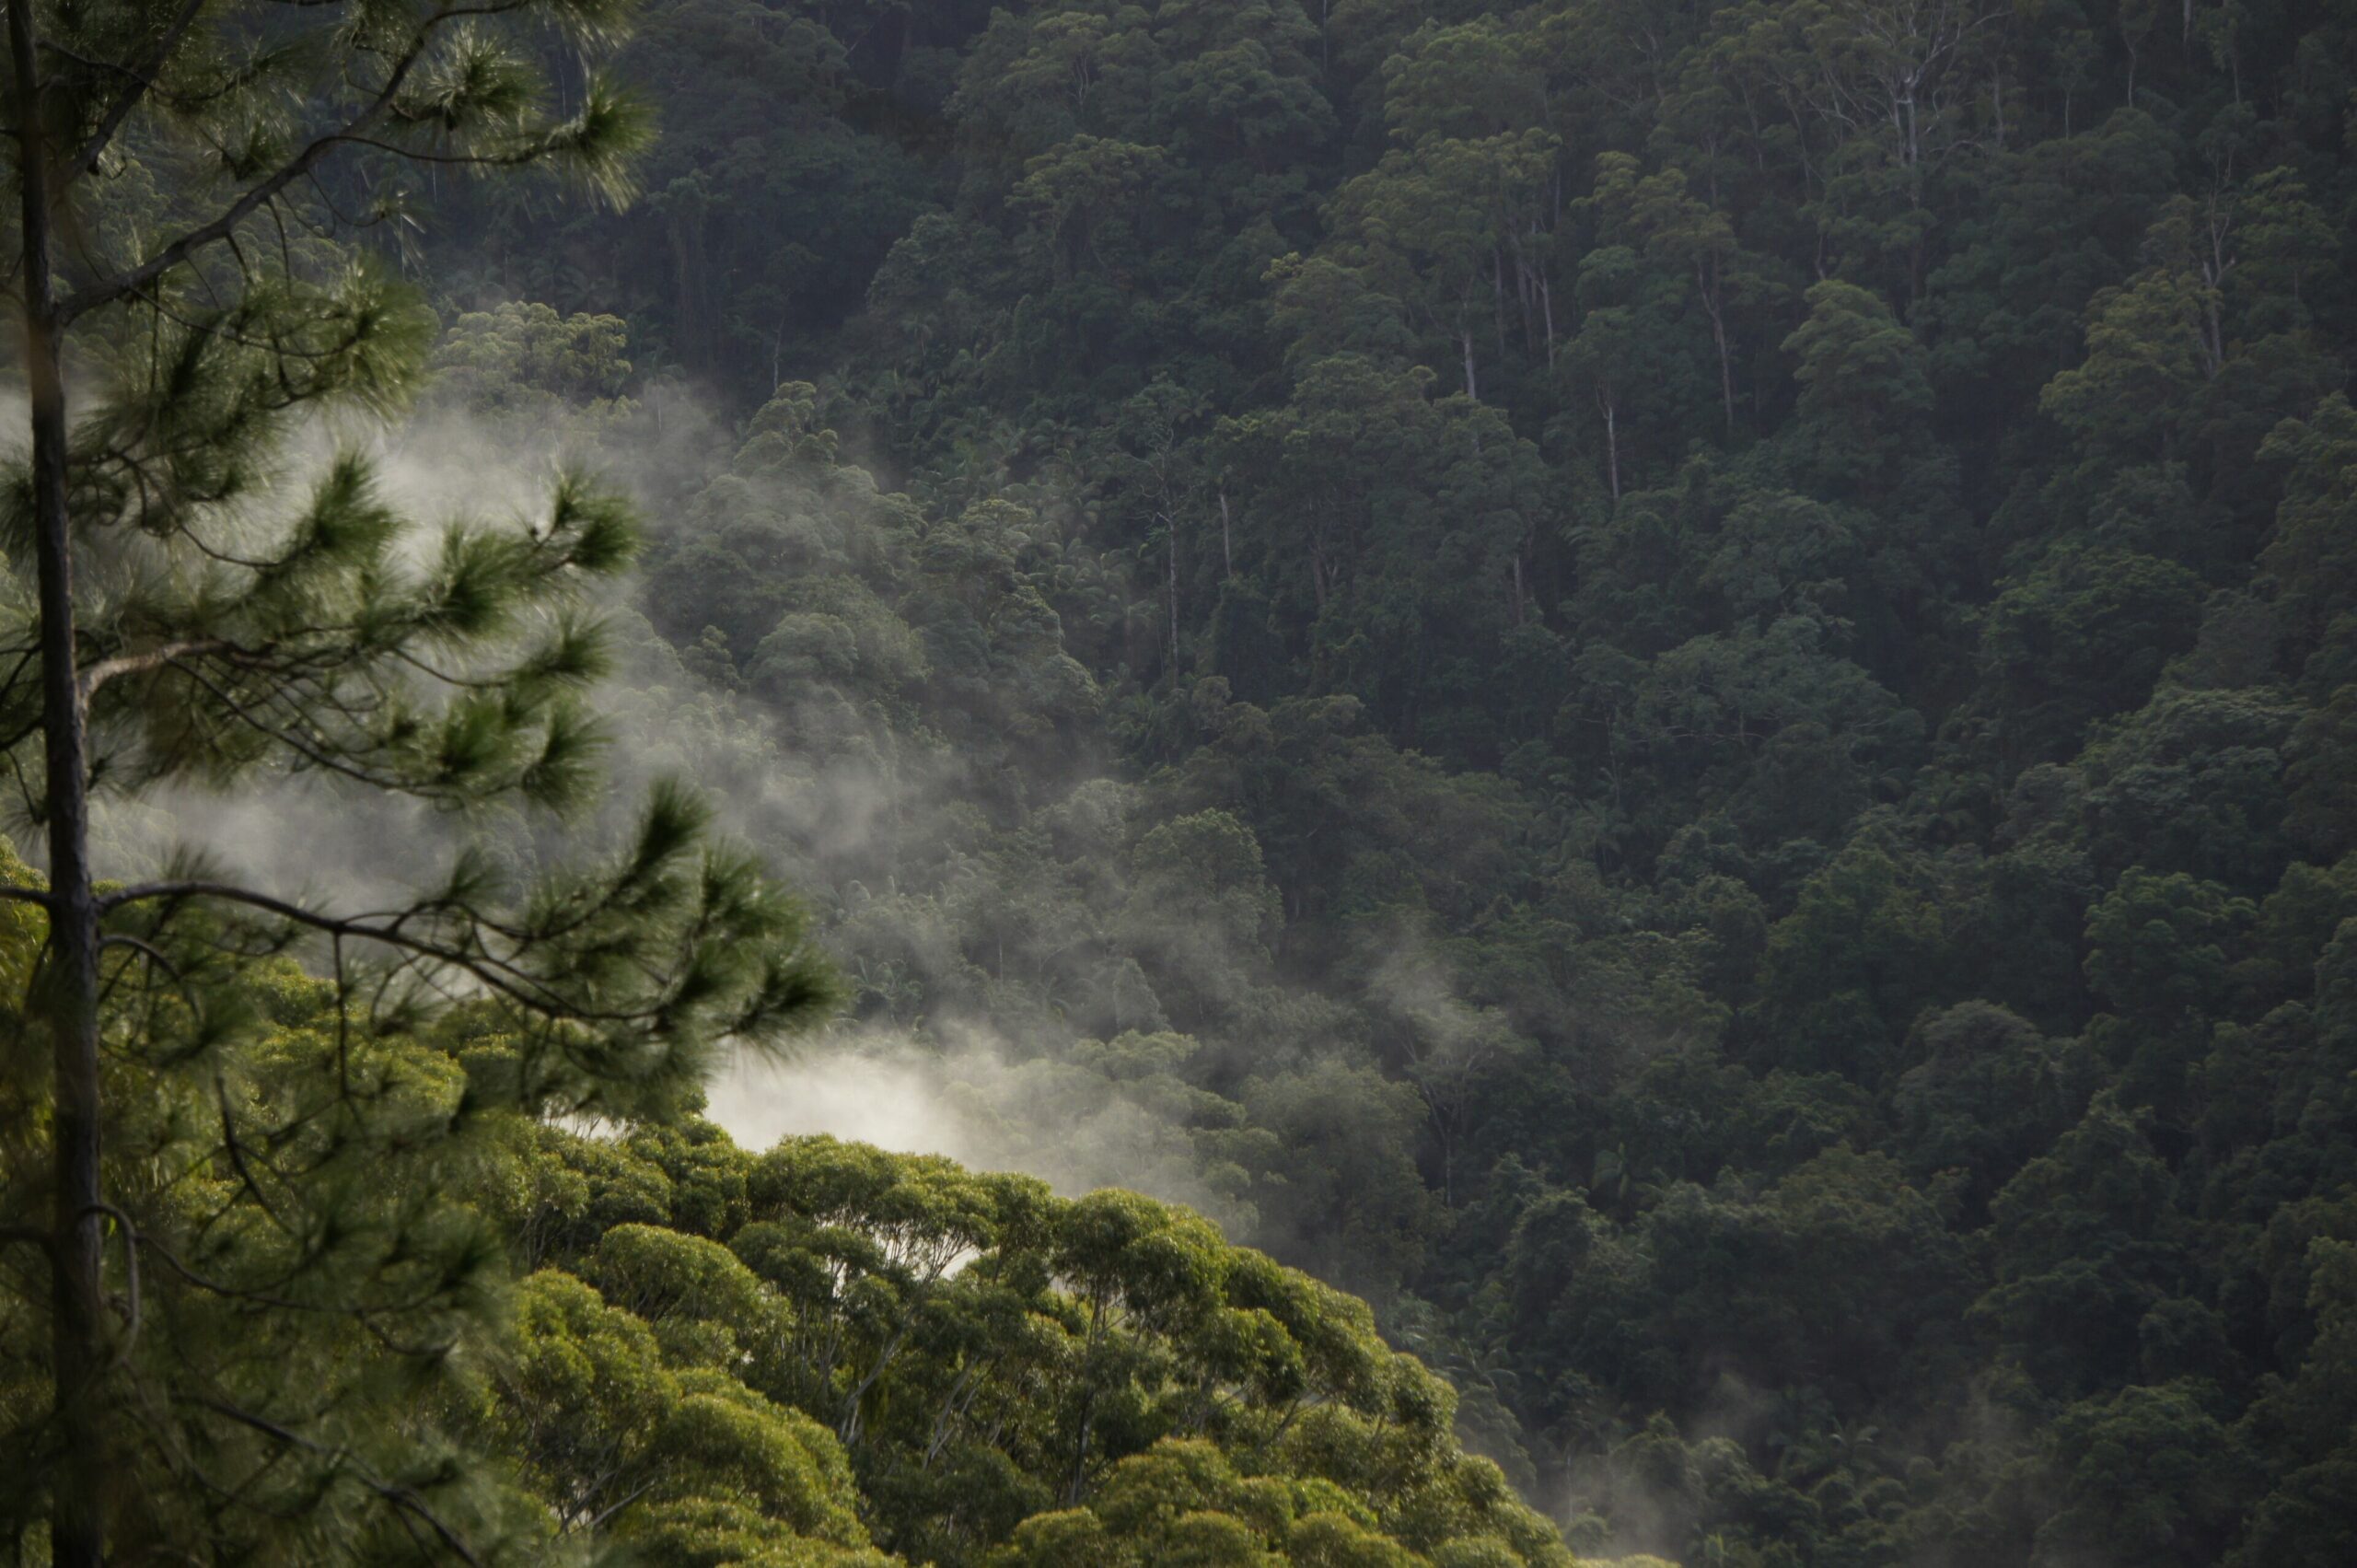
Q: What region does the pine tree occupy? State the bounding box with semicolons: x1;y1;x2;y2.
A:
0;0;835;1561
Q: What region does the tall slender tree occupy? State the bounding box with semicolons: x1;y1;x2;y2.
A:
0;0;835;1561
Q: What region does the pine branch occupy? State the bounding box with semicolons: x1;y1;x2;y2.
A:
79;638;233;700
60;0;215;181
58;0;539;327
105;877;592;1015
101;876;737;1030
183;1396;489;1567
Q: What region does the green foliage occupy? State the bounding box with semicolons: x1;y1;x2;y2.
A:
29;0;2357;1561
432;302;637;421
460;0;2357;1541
0;0;826;1557
485;1118;1560;1567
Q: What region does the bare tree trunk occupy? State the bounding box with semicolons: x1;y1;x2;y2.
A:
1701;259;1735;436
1461;328;1479;401
10;1;110;1560
1217;487;1233;576
1602;397;1621;498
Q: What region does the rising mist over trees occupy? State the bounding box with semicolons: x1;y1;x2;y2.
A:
6;0;2357;1564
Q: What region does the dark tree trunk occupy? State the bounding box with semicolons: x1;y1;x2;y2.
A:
9;1;110;1561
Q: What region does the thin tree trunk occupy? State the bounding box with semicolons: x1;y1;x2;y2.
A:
1065;1297;1106;1504
1701;259;1736;436
10;0;109;1560
1602;397;1621;498
1217;488;1233;576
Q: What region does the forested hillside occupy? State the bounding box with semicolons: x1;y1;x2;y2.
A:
0;862;1568;1565
6;0;2357;1563
383;0;2357;1562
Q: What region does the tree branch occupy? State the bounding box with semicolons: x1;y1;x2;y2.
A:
184;1395;489;1567
102;877;662;1024
78;637;232;700
63;0;221;182
57;1;517;325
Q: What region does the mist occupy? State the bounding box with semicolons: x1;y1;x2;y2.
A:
43;335;1621;1539
69;373;1342;1250
706;1022;1254;1227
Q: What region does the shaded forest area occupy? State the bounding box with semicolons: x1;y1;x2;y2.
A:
404;0;2357;1561
392;0;2357;1562
394;0;2357;1562
4;0;2357;1563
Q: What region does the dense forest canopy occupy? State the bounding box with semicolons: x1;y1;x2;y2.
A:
5;0;2357;1563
